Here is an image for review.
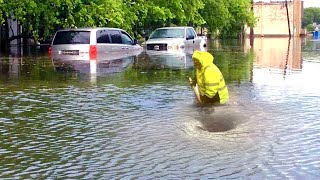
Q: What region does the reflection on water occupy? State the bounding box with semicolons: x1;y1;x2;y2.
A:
53;57;135;75
302;38;320;62
246;37;302;75
0;38;320;179
135;51;194;70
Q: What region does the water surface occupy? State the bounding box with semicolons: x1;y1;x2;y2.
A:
0;38;319;179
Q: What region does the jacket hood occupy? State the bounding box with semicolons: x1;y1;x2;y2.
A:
192;51;214;68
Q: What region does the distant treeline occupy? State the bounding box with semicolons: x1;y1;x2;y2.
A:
0;0;255;45
303;7;320;32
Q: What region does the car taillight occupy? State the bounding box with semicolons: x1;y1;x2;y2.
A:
89;45;97;60
48;46;52;57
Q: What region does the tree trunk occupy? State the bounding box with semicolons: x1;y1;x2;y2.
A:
0;16;9;51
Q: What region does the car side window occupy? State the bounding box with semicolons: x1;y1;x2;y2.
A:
187;28;196;38
186;29;192;38
121;31;133;45
108;30;122;44
96;30;111;43
191;29;196;37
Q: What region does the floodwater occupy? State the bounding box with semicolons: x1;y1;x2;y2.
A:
0;37;319;179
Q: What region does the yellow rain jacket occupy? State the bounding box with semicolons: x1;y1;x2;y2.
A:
192;51;229;104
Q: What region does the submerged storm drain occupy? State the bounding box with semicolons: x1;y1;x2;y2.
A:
195;109;241;132
197;119;236;132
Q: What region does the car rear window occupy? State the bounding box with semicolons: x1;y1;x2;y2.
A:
53;31;90;45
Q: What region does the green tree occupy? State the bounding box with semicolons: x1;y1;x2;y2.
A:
0;0;4;23
219;0;255;38
181;0;205;26
141;0;184;34
200;0;254;38
125;0;206;36
0;0;256;48
302;7;320;28
200;0;230;36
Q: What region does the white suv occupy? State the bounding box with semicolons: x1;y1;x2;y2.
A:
49;27;142;61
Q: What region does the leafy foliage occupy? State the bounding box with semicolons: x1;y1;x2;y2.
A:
218;0;255;38
302;7;320;28
0;0;255;42
302;7;320;33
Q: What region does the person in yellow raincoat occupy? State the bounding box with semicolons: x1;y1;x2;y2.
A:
190;51;229;105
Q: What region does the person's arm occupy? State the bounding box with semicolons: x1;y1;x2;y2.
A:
189;69;198;86
189;77;197;86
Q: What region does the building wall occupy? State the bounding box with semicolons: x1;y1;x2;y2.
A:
246;0;302;36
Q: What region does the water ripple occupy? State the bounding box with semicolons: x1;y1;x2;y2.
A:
1;63;320;179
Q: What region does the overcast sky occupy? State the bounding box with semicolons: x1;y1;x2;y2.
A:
303;0;320;7
254;0;320;8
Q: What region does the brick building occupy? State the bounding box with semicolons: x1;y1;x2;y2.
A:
246;0;304;37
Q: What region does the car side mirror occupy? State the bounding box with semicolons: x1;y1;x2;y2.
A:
186;35;195;40
145;36;149;41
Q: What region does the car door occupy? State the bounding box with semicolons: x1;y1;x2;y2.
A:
108;29;128;59
96;29;112;61
120;30;141;56
190;28;202;49
185;28;196;49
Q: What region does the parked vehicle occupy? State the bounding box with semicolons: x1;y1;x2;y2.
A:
145;26;207;52
49;27;143;61
143;27;207;69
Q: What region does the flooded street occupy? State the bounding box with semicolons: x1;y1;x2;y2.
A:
0;38;319;179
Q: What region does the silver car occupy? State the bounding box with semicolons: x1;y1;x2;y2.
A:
49;27;143;61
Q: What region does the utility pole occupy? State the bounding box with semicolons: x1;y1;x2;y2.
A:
285;0;292;38
250;0;254;47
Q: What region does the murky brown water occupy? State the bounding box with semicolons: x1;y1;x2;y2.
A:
0;38;320;179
